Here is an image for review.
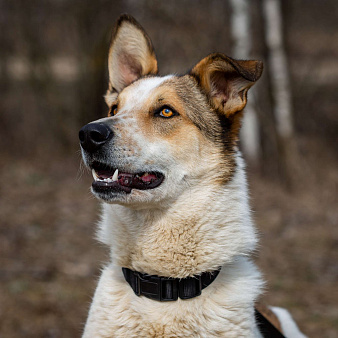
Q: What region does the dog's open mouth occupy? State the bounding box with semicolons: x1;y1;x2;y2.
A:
91;163;164;194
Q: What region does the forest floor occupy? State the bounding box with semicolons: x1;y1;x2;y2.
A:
0;141;337;337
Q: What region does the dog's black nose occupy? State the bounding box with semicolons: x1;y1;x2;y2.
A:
79;122;113;152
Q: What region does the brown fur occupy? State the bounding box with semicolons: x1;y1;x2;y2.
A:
256;302;283;333
190;53;262;117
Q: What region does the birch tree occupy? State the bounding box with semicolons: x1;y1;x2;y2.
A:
262;0;297;185
262;0;294;139
230;0;260;163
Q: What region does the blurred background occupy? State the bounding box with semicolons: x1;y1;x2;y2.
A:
0;0;337;337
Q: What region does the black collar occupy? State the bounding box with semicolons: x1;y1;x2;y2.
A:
122;267;220;301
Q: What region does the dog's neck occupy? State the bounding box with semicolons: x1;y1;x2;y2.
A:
97;155;258;278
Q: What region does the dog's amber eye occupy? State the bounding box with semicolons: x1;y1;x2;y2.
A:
154;106;178;119
159;108;174;118
110;105;118;116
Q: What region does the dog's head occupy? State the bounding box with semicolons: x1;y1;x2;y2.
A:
79;14;262;206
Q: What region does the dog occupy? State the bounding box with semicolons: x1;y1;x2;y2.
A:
79;14;306;337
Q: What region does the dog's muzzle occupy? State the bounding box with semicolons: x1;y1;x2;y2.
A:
79;122;113;153
79;122;165;196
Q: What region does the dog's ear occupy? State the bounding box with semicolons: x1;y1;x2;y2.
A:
190;53;263;116
107;14;158;94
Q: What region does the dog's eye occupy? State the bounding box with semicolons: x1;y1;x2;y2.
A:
110;105;118;116
157;107;177;118
160;108;173;118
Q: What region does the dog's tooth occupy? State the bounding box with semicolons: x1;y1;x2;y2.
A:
112;169;119;181
92;169;99;181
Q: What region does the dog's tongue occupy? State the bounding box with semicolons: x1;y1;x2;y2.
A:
118;172;158;187
139;173;158;182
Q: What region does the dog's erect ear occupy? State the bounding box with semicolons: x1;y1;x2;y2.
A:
190;53;263;116
107;14;158;94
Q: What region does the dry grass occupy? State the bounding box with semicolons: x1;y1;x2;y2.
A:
0;140;337;337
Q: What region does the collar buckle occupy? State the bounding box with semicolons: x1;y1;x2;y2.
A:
135;271;179;301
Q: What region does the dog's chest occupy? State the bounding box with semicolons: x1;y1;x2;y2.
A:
83;263;263;338
130;218;206;277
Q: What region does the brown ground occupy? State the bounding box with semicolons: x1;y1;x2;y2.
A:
0;139;337;337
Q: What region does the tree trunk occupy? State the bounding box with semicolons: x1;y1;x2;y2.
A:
230;0;261;164
262;0;298;187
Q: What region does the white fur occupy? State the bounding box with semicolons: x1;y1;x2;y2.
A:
120;75;173;115
270;307;307;338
